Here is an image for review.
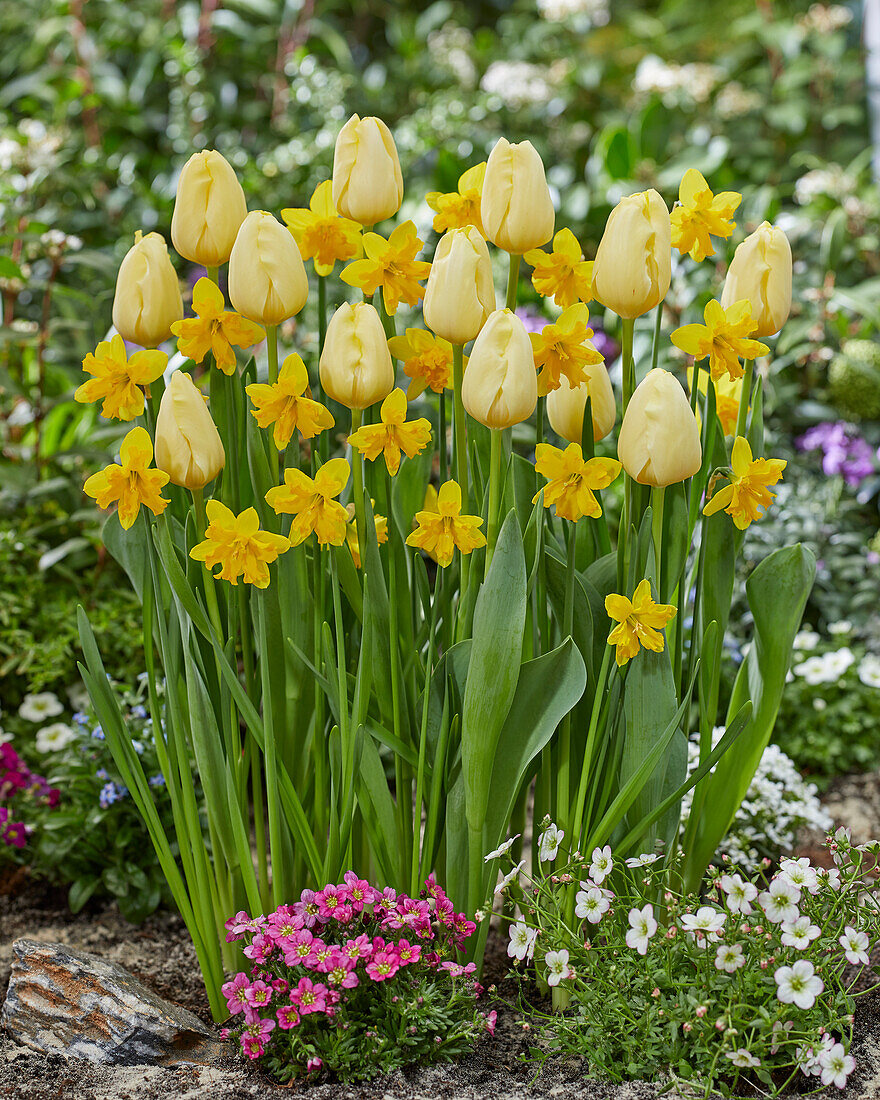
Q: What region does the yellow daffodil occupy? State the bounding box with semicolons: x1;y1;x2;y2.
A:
345;501;388;568
703;436;786;530
83;426;169;530
281;181;362;277
605;579;677;667
340;221;431;315
406;479;486;567
75;335;167;421
265;458;350;547
347;388;432;476
523;228;593;309
425;163;486;235
533;442;621;522
687;367;745;437
530;303;605;395
170;278;265;375
246;353;334;450
418;484;441;564
671;299;769;383
189;501;290;588
670;169;741;263
387;328;459;399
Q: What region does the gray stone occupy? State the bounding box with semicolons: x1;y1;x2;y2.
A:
1;938;225;1066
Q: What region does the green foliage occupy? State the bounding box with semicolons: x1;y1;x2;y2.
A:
829;340;880;422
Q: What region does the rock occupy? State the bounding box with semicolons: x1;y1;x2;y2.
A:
1;939;226;1066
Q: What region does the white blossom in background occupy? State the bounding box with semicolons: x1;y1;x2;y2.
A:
536;0;610;24
793;647;855;684
480;61;558;110
633;56;719;105
793;629;821;651
18;692;64;722
858;654;880;688
797;4;852;33
35;722;77;753
795;166;856;206
715;81;762;118
426;23;477;88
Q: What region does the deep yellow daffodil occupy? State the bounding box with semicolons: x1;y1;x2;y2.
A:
246;353;334;450
671;299;769;383
340;221;431;315
83;426;169;530
265;458;350;547
345;501;388;569
281;181;362;277
75;335;167;421
670;169;741;263
171;278;265;375
703;436;786;530
533;442;621;522
406;480;486;568
347;388;432;476
425;162;486;236
523;228;593;309
387;328;459;399
605;578;677;667
530;303;605;396
189;501;291;588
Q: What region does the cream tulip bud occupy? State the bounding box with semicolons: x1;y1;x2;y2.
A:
617;368;701;487
171;150;247;268
461;308;538;429
547;364;616;445
320;302;394;410
331;114;404;226
423;227;495;345
720;221;792;338
112;232;182;348
592;190;671;320
480;138;555;254
228;211;308;326
154;370;225;490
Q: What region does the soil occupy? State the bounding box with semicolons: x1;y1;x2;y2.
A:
3;769;880;1099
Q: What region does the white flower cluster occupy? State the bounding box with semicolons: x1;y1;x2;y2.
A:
536;0;610;25
797;3;853;34
480;61;560;110
795;165;857;207
632;56;720;105
680;730;832;872
714;81;762;118
426;23;477;88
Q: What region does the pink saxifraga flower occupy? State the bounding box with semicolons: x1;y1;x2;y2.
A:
366;948;401;981
289;976;330;1015
221;972;251;1015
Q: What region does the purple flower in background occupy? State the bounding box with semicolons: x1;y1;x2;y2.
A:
797;421;877;488
515;307;546;334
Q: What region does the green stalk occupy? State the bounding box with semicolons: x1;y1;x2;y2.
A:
266;324;279;385
411;568;442;895
569;643;614;852
439;390;448;484
350;407;367;568
317;276;330;464
206;265;219;286
650;301;663;373
452;344;468;501
505;253;521;312
190;488;225;648
484;427;504;577
620;317;636;410
651;485;666;600
735;359;754;438
556;519;578;844
386;466;411;879
257;593;284;909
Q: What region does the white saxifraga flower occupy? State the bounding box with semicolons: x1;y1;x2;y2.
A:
780;915;821;950
494;860;525;896
575;885;611;924
759;878;801;924
18;691;64;722
774;960;824;1010
625;904;658;955
818;1042;855;1089
544;949;572;987
721;873;758;915
484;835;519;862
714;942;745;973
797;1034;834;1077
624;853;659;869
589;845;613;883
726;1048;760;1069
35;722;77;753
507;921;538;962
839;926;870;966
778;857;820;895
858;653;880;688
681;906;726;946
538;824;564;863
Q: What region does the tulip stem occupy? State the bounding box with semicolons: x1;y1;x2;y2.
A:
267;324;279;385
505;253;521;312
570;642;613;854
439;391;448;484
735;359;753;439
206;266;219;286
452;344;468;501
651;485;666;600
485;427;504;578
556;519;578;848
350;408;366;568
650;302;662;373
317;275;327;357
621;317;635;410
190;487;224;647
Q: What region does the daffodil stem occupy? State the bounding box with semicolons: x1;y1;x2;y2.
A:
267;324;279;386
621;317;635;410
452;344;468;501
556;519;578;846
439;391;448;484
190;488;224;647
350;408;366;568
386;466;409;879
317;274;327;357
651;485;666;600
257;590;284;909
485;428;504;578
377;292;396;340
206;265;219;285
570;643;614;854
735;358;753;439
412;568;442;896
505;253;521;312
650;301;662;373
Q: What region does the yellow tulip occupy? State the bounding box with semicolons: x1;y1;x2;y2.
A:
332;114;403;226
591;190;671;319
461;308;537;429
423;226;495;345
617;367;701;487
228;211;308;326
319;302;394;410
154;370;225;490
546;363;616;444
480;138;555;254
720;221;792;338
112;232;182;348
170;150;247;268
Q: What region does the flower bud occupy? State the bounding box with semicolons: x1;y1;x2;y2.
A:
480;138;555;254
720;221;792;338
171;150;248;268
112;232;182;348
423;227;495;345
332;115;403;226
617;368;701;486
320;302;394;410
592;190;671;319
228;211;308;326
461;308;537;429
154;370;225;490
547;363;616;444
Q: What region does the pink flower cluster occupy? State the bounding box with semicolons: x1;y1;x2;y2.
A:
1;743;59;848
221;873;478;1063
